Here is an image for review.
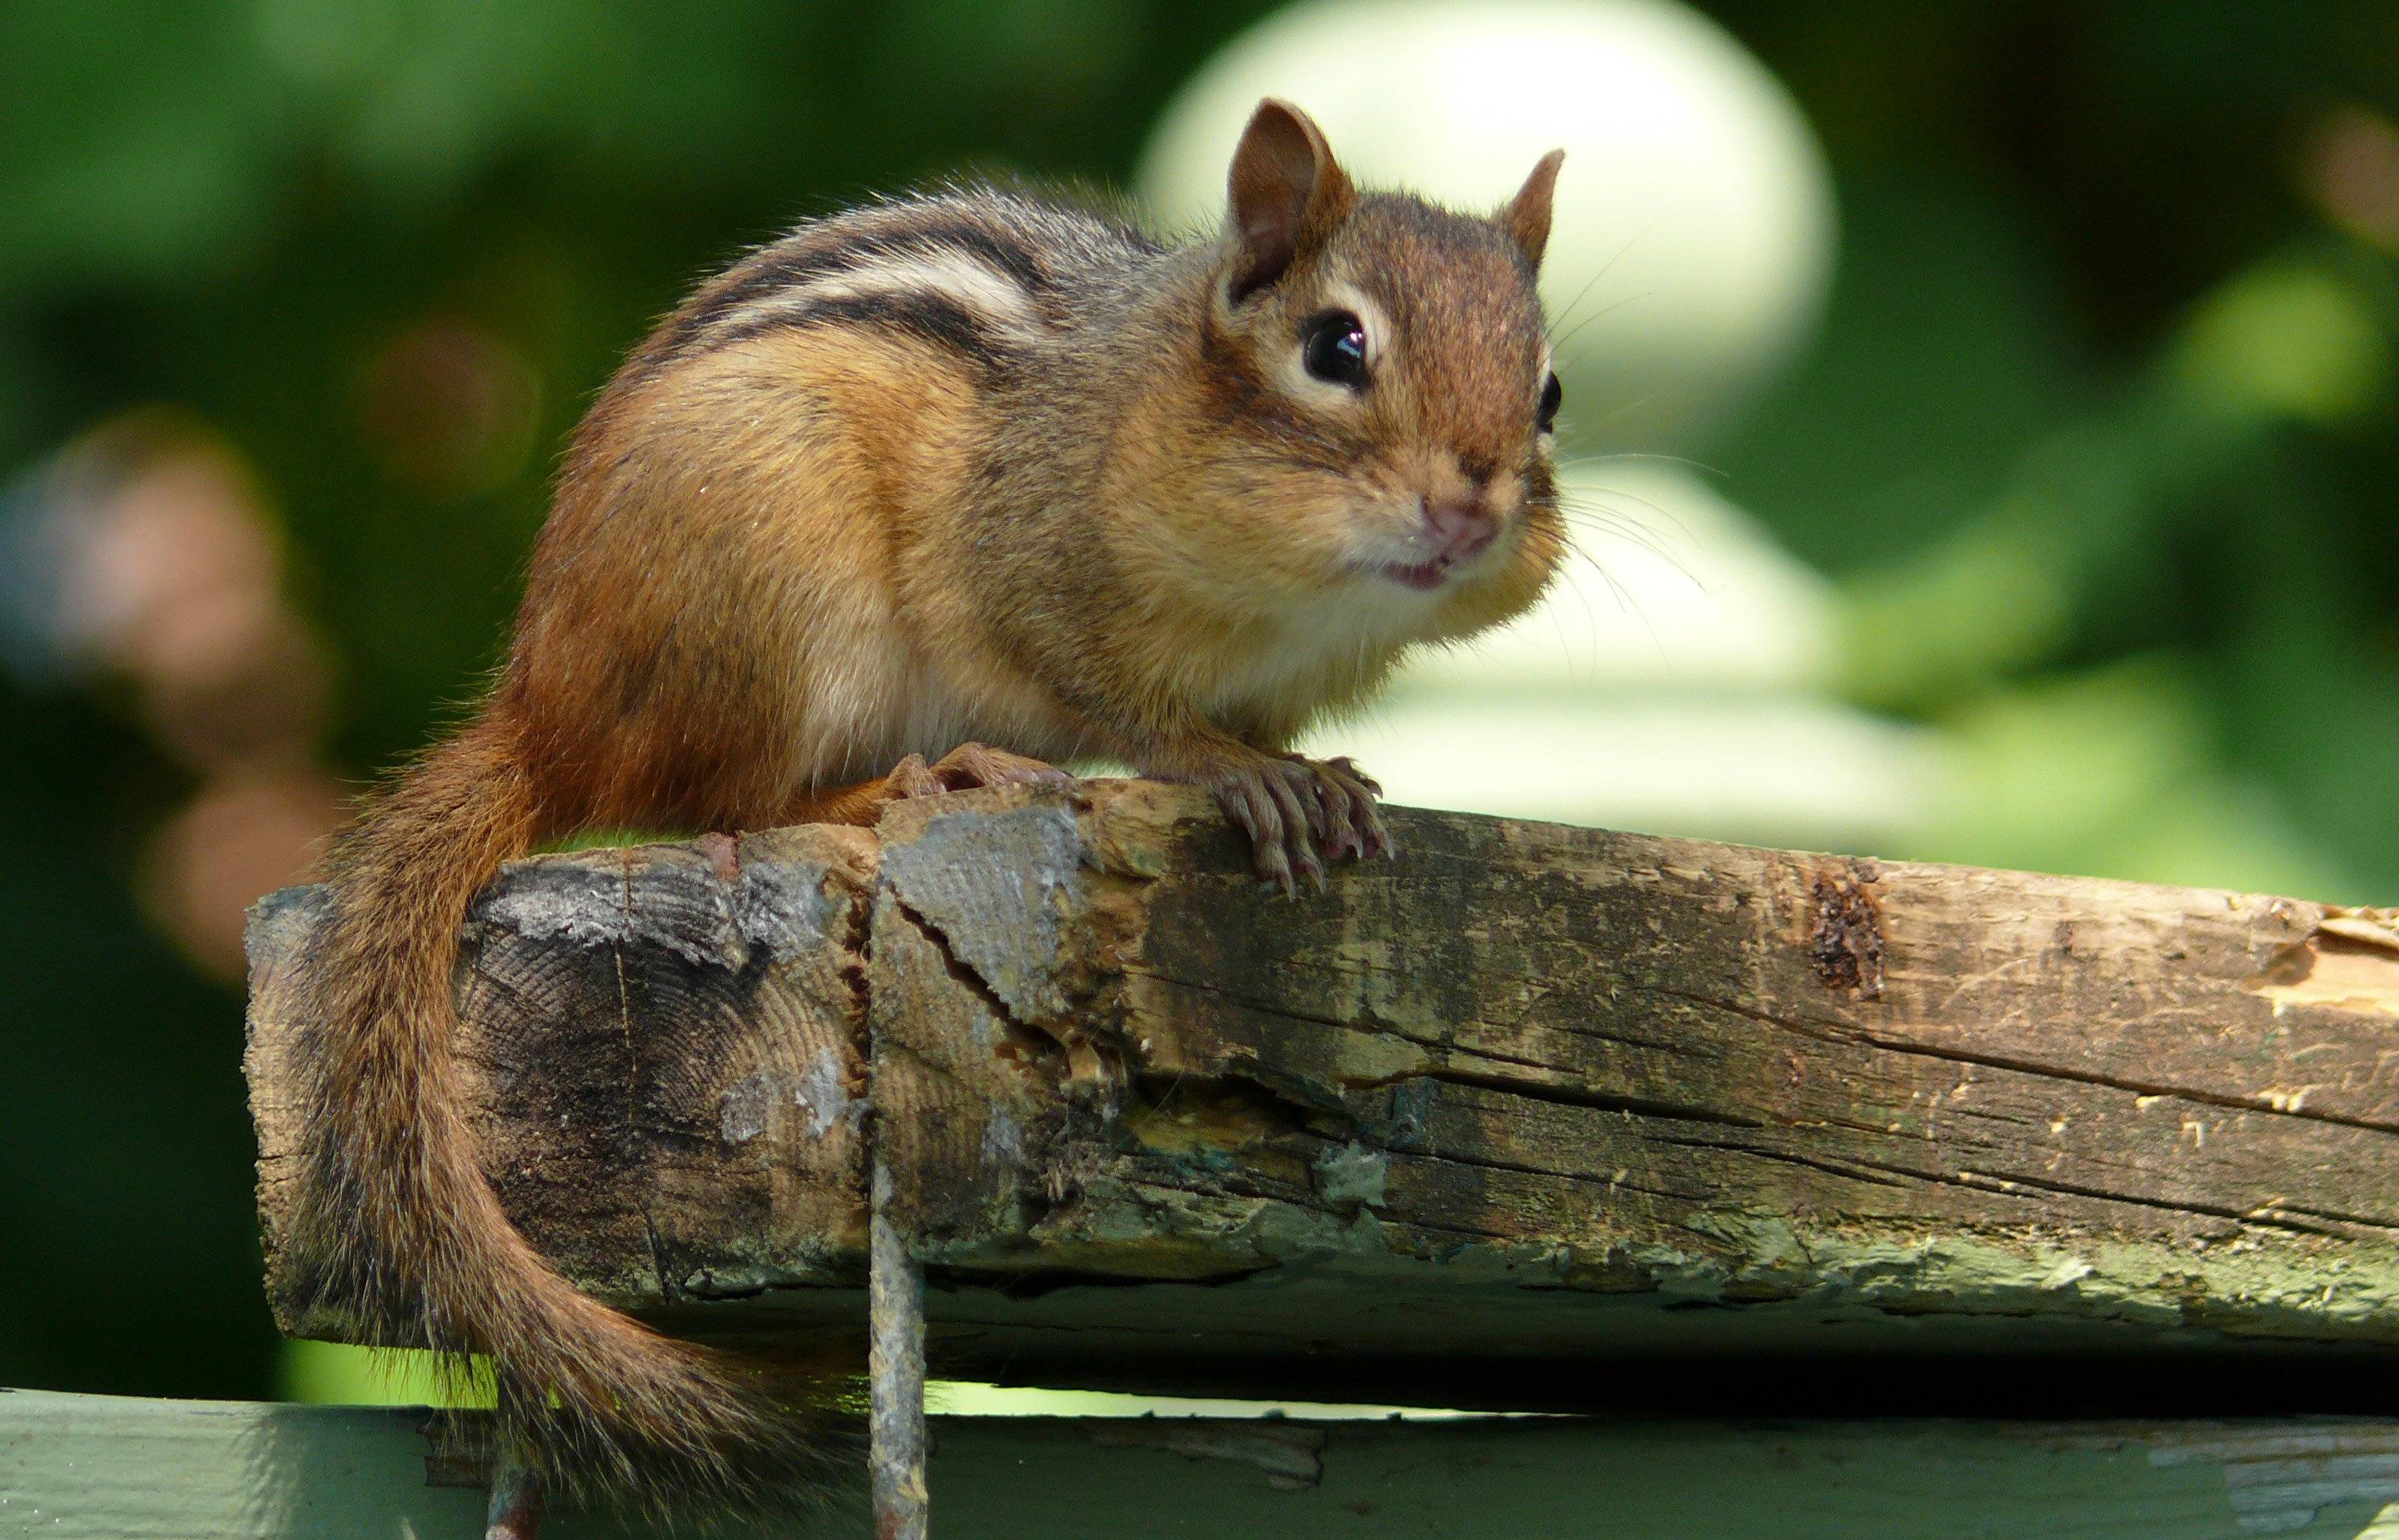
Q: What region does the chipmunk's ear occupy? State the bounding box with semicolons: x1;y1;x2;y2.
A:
1224;98;1354;303
1499;149;1566;268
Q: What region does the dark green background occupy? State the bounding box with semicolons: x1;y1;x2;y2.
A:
2;0;2395;1401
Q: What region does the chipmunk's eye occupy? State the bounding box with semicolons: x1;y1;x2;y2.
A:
1535;371;1563;434
1301;311;1369;389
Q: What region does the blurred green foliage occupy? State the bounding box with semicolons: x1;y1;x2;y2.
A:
2;0;2396;1401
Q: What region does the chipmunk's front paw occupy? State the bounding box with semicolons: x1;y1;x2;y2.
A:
1209;754;1390;895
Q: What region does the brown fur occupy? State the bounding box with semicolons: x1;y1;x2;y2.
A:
300;99;1567;1514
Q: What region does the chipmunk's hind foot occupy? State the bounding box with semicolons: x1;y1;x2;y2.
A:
925;743;1075;794
884;743;1075;800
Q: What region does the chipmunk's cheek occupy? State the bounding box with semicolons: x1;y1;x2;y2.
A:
1259;490;1387;595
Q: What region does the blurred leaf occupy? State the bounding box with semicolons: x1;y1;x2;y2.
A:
1840;515;2074;709
280;1339;491;1407
2167;259;2393;427
1912;655;2356;900
0;3;287;291
1713;174;2095;573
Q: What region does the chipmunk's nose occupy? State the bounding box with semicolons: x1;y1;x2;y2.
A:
1423;491;1500;566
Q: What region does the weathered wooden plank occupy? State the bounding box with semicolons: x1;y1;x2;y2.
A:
246;781;2399;1400
12;1390;2399;1539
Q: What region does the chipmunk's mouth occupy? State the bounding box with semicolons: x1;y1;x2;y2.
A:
1360;494;1506;593
1376;558;1453;592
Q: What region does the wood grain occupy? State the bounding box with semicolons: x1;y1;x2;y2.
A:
246;781;2399;1400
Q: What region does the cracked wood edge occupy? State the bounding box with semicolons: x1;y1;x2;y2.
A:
867;781;2399;1348
246;823;879;1338
246;779;2399;1360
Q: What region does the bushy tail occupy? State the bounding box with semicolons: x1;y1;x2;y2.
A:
299;712;852;1511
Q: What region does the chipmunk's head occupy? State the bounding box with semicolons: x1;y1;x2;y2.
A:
1184;98;1566;645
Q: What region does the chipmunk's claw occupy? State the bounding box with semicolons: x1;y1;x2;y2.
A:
931;743;1073;792
1224;795;1290;894
1209;753;1387;896
1304;755;1390;863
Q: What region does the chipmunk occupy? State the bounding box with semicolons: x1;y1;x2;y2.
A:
299;98;1567;1516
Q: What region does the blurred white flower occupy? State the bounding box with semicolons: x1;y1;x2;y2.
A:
1304;464;1948;853
1136;0;1836;455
